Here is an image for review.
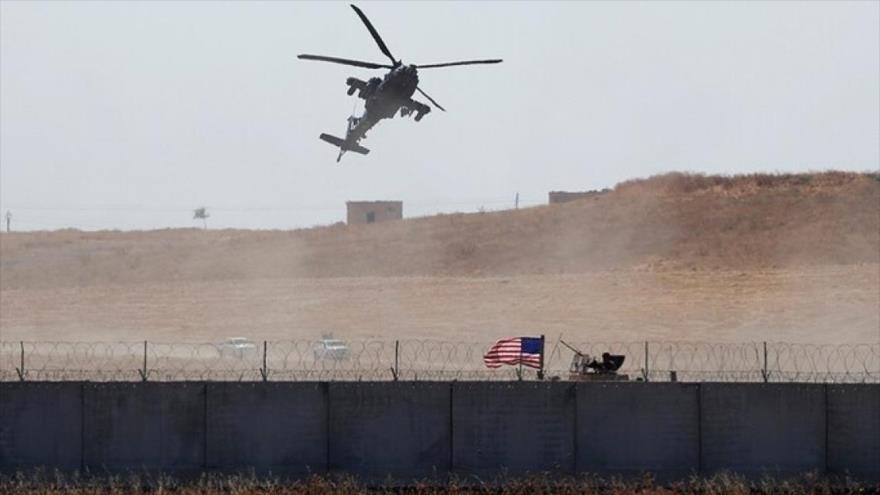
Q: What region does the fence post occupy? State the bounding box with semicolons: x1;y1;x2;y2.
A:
761;341;769;383
16;341;25;381
261;340;268;382
392;340;399;381
642;341;650;382
138;340;148;382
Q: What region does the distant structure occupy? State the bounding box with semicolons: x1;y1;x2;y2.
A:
4;210;10;233
193;207;210;229
548;189;610;204
346;201;402;225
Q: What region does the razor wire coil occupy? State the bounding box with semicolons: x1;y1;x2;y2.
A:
0;340;877;383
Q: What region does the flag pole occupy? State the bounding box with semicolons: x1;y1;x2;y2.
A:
538;334;545;380
516;338;525;381
517;344;523;381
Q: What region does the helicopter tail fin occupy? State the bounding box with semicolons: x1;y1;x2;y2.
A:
319;133;370;156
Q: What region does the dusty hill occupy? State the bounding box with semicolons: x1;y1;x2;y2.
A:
1;172;877;290
1;171;878;344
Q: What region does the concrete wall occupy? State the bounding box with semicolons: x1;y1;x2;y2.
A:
1;382;877;481
328;382;450;480
453;382;575;476
548;190;608;204
346;201;402;225
826;384;880;480
577;383;699;480
83;383;206;473
206;383;327;475
700;384;826;477
0;383;82;471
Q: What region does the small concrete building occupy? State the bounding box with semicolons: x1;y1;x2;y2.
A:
548;189;610;204
346;201;403;225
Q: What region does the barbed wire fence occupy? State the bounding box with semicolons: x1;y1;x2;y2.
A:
0;340;877;383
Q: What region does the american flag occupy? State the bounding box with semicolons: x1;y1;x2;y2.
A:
483;337;543;369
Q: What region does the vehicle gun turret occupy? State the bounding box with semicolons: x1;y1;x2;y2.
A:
560;340;629;382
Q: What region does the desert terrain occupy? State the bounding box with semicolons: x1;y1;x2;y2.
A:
1;172;878;346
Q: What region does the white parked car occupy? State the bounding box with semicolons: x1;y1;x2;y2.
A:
313;336;351;361
217;337;258;358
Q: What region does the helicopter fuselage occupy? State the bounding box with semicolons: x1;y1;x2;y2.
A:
299;4;501;161
369;64;419;113
344;64;427;144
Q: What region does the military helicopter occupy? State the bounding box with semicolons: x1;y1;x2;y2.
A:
298;4;502;162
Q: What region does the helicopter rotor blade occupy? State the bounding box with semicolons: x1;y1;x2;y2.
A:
415;59;503;69
415;86;446;112
297;54;393;70
350;4;397;66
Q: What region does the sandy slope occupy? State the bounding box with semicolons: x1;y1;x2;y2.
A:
1;265;877;344
1;172;878;344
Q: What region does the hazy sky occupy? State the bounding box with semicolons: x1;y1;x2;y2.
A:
1;1;878;231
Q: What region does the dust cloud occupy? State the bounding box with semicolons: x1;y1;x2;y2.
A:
1;172;878;345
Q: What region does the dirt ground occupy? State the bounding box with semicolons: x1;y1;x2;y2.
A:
0;264;877;344
1;172;878;346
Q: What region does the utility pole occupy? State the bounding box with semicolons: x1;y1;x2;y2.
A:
515;192;519;209
4;210;11;233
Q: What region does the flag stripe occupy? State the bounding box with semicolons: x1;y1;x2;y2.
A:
483;337;543;370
